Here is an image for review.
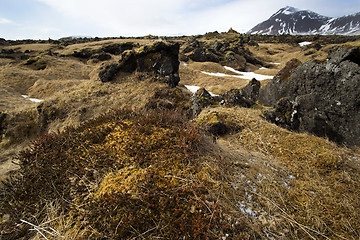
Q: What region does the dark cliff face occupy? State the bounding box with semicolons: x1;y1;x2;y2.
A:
248;6;360;35
259;47;360;147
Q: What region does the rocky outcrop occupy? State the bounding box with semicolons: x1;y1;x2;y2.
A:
181;39;265;71
72;48;93;59
242;78;261;102
259;47;360;146
191;88;219;116
101;43;135;55
220;89;254;108
90;53;112;62
190;80;259;116
99;42;180;87
71;43;135;61
259;58;301;106
263;98;300;131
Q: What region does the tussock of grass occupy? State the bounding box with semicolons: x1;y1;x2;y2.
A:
195;107;360;239
0;108;255;239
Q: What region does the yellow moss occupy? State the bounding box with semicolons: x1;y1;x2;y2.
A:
97;167;148;197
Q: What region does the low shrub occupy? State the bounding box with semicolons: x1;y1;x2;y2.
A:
0;108;248;239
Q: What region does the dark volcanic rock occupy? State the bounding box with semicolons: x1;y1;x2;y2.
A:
98;42;180;87
242;78;261;101
190;85;257;117
99;63;120;83
264;98;300;130
180;39;265;71
259;58;302;106
220;89;254;108
259;47;360;146
206;121;227;136
118;51;138;72
90;53;112;62
191;88;218;116
72;48;94;59
101;42;134;55
137;42;180;87
188;48;220;62
201;111;228;136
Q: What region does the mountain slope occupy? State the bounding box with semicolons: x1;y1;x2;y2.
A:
248;6;360;35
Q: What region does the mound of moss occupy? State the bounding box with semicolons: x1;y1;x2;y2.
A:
0;109;251;239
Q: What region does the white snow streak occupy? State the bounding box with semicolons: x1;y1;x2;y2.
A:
21;95;44;103
184;85;217;96
298;41;312;47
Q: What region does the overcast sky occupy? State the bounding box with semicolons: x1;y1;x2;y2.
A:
0;0;359;40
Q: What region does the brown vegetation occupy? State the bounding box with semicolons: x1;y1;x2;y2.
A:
0;33;359;239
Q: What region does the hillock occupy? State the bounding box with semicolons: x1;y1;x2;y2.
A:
0;109;254;239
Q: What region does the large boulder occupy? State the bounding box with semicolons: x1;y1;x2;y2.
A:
99;42;180;87
220;89;254;108
242;78;261;101
259;47;360;146
259;58;302;106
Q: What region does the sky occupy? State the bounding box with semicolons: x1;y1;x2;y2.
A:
0;0;359;40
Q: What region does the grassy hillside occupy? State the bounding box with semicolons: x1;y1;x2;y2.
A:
0;33;360;239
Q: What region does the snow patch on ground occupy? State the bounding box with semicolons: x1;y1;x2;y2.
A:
223;66;273;80
184;85;217;96
298;41;312;47
201;70;273;81
184;85;200;93
21;95;43;103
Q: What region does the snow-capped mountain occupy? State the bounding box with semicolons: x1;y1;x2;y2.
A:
248;6;360;35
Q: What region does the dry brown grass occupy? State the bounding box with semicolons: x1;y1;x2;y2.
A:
247;42;329;71
194;106;360;239
0;56;91;96
1;43;53;52
179;61;256;95
1;37;359;239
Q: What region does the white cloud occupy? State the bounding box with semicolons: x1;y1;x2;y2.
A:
34;0;278;35
12;0;360;38
0;17;13;24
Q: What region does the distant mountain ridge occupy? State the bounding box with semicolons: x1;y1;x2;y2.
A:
248;6;360;35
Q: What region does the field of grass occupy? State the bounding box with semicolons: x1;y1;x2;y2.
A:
0;34;359;239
